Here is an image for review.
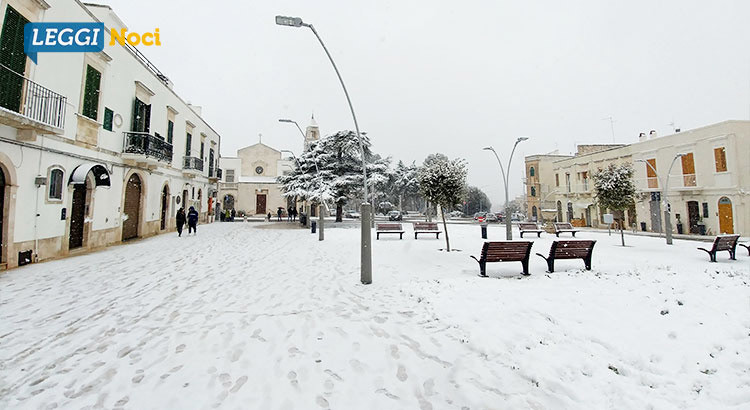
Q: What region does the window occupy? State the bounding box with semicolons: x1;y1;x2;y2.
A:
714;147;727;172
582;171;588;191
565;173;571;192
103;107;113;131
529;167;535;177
82;65;101;120
681;152;696;186
702;202;709;218
131;98;151;133
185;133;192;156
530;186;536;197
0;6;29;112
225;169;235;183
555;174;559;187
48;168;63;200
200;141;205;159
167;120;174;144
646;159;658;188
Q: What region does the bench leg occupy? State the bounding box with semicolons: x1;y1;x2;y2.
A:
479;261;487;277
520;232;524;238
583;255;592;270
521;258;530;276
376;233;380;240
547;258;555;273
537;232;541;238
572;232;577;237
729;249;736;260
436;233;441;239
399;233;403;240
414;233;418;239
555;232;560;237
710;252;716;262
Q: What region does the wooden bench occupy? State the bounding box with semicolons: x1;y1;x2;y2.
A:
470;241;534;276
536;240;596;272
413;222;441;239
697;235;739;262
376;223;404;240
554;222;579;237
519;222;544;238
740;243;750;256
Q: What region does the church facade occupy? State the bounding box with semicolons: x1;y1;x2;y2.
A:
218;118;319;216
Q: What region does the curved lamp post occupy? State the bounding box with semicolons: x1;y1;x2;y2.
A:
276;15;371;284
483;137;528;240
634;153;684;245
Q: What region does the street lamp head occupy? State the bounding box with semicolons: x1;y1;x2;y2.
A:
517;136;529;142
676;153;686;158
482;146;494;151
275;15;305;27
278;119;294;123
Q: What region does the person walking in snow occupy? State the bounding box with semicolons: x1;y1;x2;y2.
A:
231;208;236;221
187;206;199;235
291;207;297;222
176;207;186;237
277;207;283;222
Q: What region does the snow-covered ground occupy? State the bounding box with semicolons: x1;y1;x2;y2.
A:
1;222;748;409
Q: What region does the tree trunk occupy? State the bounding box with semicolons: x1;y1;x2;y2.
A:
336;203;343;222
619;218;625;246
426;201;432;222
440;205;451;252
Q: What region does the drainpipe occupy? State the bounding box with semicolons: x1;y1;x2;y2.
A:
33;135;44;262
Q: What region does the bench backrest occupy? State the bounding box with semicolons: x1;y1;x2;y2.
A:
711;234;740;251
550;240;596;259
519;223;539;230
414;222;439;231
554;222;575;231
481;241;533;262
377;223;403;231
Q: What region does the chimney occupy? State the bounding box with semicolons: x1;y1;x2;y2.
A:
638;132;646;142
188;104;203;116
649;130;657;139
675;128;680;133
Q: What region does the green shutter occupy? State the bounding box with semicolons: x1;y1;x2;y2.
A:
167;120;174;143
82;65;101;120
185;133;192;156
0;6;29;112
103;107;113;131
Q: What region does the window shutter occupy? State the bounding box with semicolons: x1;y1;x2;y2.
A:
167;120;174;143
185;133;192;156
144;103;151;133
713;147;727;172
0;6;29;112
82;65;101;120
103;107;113;131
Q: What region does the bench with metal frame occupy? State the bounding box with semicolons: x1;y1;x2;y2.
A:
470;241;534;276
697;234;740;262
413;222;441;239
519;222;544;238
376;223;404;240
554;222;579;237
536;240;596;272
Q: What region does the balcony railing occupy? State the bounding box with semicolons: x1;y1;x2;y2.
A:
683;173;696;187
123;132;173;162
0;63;66;129
183;156;204;171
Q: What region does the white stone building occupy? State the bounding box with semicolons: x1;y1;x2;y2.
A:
218;118;320;217
0;1;221;269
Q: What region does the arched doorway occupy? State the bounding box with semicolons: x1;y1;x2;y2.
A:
160;184;169;230
567;202;574;222
69;176;93;249
531;206;537;221
718;197;733;234
122;173;142;240
0;168;5;263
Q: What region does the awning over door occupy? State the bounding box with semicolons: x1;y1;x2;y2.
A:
69;163;111;187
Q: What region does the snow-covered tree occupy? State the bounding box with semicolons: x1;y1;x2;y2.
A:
593;163;636;246
391;160;421;211
417;154;467;251
464;186;492;215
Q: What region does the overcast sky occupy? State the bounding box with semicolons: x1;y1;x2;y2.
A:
106;0;750;210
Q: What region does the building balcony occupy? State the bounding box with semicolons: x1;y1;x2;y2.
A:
208;167;222;182
122;132;173;167
182;156;204;177
0;63;66;139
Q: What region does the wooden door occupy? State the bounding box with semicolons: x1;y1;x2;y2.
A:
256;194;266;214
687;201;700;234
718;197;733;234
69;184;86;249
0;168;4;262
160;186;168;230
122;174;142;240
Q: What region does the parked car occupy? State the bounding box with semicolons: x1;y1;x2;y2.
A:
388;210;403;221
485;213;498;222
449;210;464;218
473;212;486;220
344;210;360;219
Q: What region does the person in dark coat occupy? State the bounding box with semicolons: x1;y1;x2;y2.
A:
277;207;283;221
176;207;186;237
187;206;199;235
291;207;297;222
231;209;236;221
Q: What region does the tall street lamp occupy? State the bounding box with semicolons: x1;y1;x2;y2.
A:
483;137;529;240
636;154;684;245
278;118;306;139
276;15;372;284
